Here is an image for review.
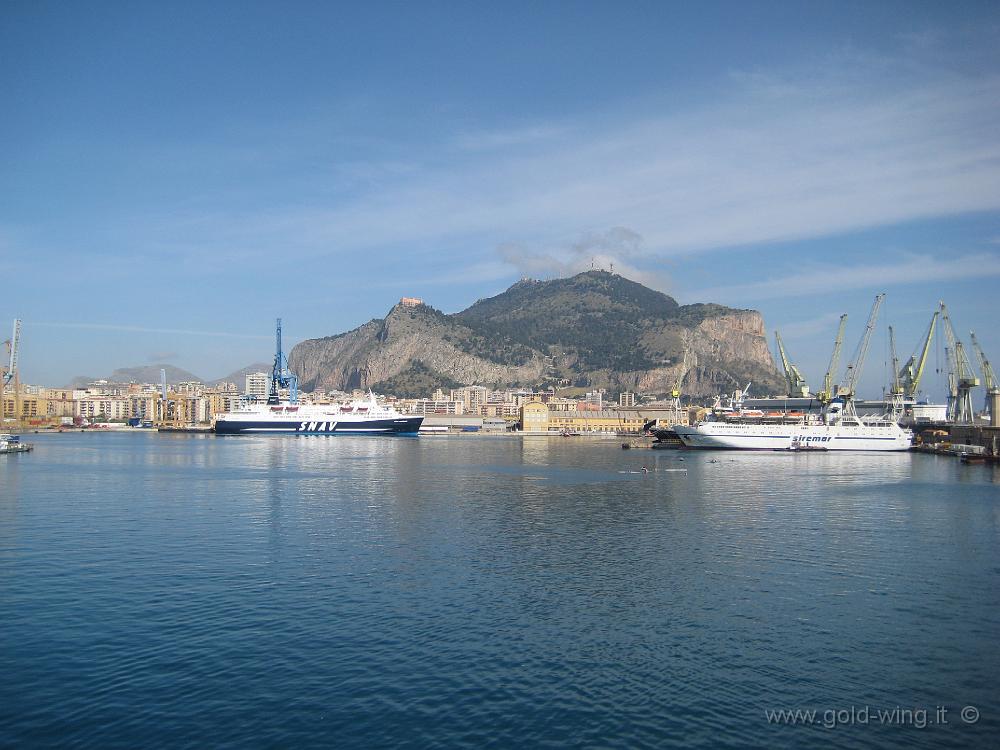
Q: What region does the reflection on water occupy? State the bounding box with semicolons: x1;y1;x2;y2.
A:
1;432;998;750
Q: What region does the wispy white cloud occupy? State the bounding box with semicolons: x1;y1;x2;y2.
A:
686;251;1000;302
34;322;270;339
160;54;1000;285
774;312;847;340
498;227;672;290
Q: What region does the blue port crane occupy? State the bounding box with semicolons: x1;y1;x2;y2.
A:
268;318;299;405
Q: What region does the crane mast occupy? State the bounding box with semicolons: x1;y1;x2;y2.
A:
969;331;997;419
1;319;22;428
840;294;885;413
898;310;937;399
938;302;978;424
670;347;690;422
817;314;847;404
268;318;299;406
774;331;810;398
887;326;904;418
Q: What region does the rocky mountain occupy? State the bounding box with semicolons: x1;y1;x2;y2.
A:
289;271;782;398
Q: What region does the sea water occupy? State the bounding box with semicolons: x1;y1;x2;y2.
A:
1;432;997;749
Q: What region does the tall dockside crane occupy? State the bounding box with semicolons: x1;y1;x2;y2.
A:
939;302;978;424
817;314;847;404
897;310;938;399
268;318;298;406
669;348;690;422
2;319;22;428
969;331;997;420
839;294;885;414
774;331;810;398
887;325;904;417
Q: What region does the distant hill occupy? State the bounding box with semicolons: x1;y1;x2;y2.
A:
67;361;273;389
67;364;203;388
208;362;272;386
289;271;782;397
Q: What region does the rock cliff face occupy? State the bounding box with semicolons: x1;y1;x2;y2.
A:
288;271;782;397
289;303;546;394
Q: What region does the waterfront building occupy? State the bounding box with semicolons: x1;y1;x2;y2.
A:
451;385;489;414
245;372;269;398
520;401;550;433
408;399;465;416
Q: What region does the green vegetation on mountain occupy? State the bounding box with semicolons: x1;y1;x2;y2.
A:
370;360;463;399
455;271;727;372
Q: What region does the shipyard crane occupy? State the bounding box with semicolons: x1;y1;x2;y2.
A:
887;326;904;418
897;310;938;399
817;314;847;404
1;319;22;427
774;330;810;398
669;347;690;421
268;318;299;405
839;294;885;412
938;302;978;424
969;331;997;420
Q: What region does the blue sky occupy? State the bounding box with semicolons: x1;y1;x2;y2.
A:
2;1;999;399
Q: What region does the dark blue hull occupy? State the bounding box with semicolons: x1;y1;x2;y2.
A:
214;416;423;435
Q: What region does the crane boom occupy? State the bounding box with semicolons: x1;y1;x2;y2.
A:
939;302;978;423
774;330;810;397
841;294;885;401
898;310;937;399
888;326;901;395
970;331;998;420
3;319;21;385
970;331;996;391
817;314;847;404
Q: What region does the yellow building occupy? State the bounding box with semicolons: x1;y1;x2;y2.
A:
548;409;646;434
520;401;550;433
2;394;50;422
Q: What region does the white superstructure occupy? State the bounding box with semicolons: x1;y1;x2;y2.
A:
673;400;912;451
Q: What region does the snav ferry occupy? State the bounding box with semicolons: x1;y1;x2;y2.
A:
214;392;423;435
672;399;912;452
213;318;422;436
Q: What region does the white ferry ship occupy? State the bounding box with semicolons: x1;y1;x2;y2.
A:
213;319;422;436
214;393;423;435
672;400;912;451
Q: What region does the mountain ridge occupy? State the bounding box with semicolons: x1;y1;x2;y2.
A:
289;271;782;397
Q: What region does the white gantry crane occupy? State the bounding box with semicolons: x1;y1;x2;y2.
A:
2;319;22;427
969;331;997;421
938;302;979;424
774;330;810;398
839;294;885;416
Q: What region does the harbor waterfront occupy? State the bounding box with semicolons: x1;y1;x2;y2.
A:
2;432;998;749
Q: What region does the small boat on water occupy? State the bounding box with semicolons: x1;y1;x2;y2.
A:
0;434;33;454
